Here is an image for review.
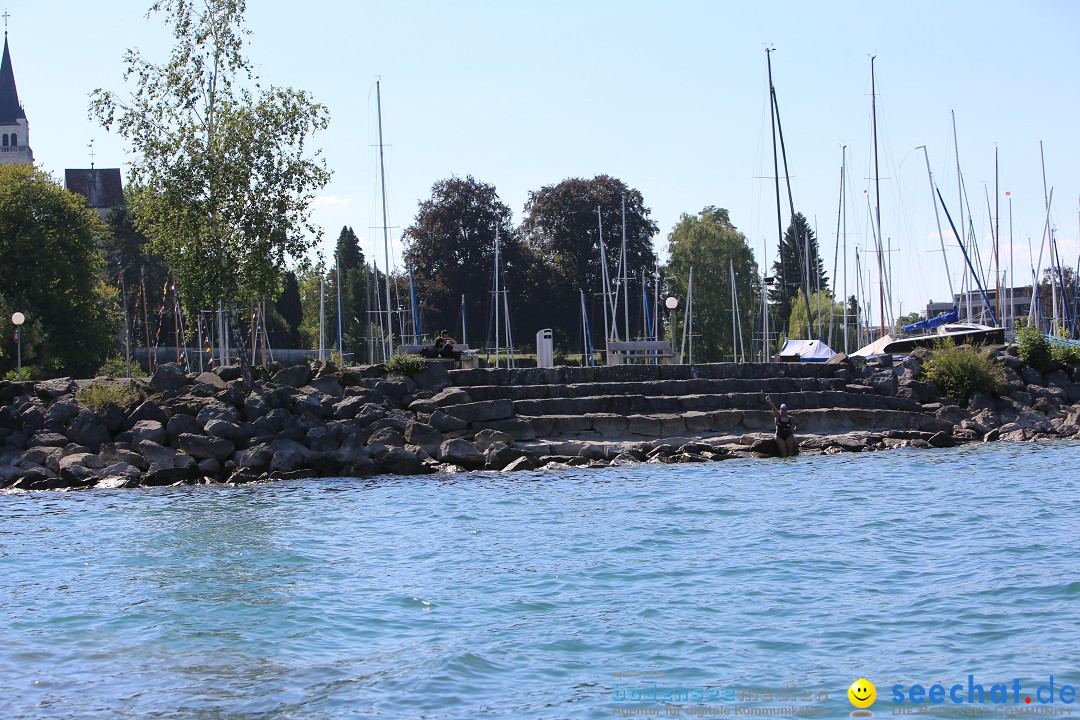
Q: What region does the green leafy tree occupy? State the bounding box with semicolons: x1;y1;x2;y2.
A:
521;175;658;348
404;176;535;346
895;311;923;334
91;0;330;382
769;212;827;336
0;164;115;376
666;207;759;362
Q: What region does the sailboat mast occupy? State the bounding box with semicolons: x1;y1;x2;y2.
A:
951;111;969;321
842;148;849;354
995;146;1001;323
621;193;630;341
766;49;787;334
597;207;613;346
376;80;394;357
871;56;885;337
920;146;954;300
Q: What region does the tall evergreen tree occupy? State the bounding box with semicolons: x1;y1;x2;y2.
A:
769;212;827;337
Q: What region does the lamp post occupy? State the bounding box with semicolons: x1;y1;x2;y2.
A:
11;312;24;381
665;297;678;363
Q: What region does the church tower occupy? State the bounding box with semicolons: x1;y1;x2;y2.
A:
0;31;33;165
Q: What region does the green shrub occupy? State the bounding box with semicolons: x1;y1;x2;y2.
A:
921;339;1005;404
384;352;429;378
1049;330;1080;367
97;356;147;378
4;366;38;381
76;382;138;411
1016;320;1052;373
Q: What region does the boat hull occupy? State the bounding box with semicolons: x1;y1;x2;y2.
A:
882;327;1006;355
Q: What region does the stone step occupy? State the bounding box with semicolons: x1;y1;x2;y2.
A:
517;409;951;439
455;376;849;402
501;390;920;416
447;362;842;387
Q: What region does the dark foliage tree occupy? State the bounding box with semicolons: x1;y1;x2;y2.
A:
666;207;759;362
404;176;538;347
322;226;370;357
0;164;115;377
520;175;658;348
268;270;302;348
768;212;827;336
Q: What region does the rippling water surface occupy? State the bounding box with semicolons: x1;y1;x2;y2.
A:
3;442;1080;719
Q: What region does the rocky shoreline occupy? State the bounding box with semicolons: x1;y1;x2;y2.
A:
1;345;1078;491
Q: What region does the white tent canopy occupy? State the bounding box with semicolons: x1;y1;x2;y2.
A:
779;338;836;362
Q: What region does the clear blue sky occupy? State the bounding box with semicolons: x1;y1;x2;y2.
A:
11;0;1080;325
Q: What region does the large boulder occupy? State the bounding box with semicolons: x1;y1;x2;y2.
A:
122;401;169;432
149;363;189;394
272;364;311;389
177;433;235;461
66;410;111;452
438;438;484;468
130;420;166;446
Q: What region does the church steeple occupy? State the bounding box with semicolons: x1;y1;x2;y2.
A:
0;26;33;165
0;33;26;123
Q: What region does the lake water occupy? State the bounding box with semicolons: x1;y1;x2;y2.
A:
3;441;1080;719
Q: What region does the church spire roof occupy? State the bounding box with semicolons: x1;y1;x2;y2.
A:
0;33;26;124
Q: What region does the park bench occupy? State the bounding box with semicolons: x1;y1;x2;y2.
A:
398;343;479;369
606;340;677;365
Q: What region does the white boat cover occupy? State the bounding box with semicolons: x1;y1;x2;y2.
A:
779;338;836;362
851;334;896;358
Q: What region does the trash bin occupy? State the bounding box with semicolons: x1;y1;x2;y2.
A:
536;328;554;368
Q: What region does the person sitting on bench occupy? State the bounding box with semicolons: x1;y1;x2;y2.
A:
434;330;461;360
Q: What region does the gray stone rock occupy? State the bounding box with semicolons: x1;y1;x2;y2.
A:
404;421;443;456
149;363;189;393
272;364;311;389
502;455;538;472
35;377;77;401
166;414;202;444
304;427;339;452
143;466;191;486
431;387;472;406
215;365;244;382
332;395;369;420
928;431;957;448
178;433;235;461
308;376;344;399
204;419;248;443
243;395;271;422
44;398;81;428
234;443;273;472
19;446;62;473
193;371;227;390
123;401;169;432
96;475;139;489
196;400;240;427
368;427;406;448
484;442;525;470
409;362;452;391
135;440;176;469
474;428;514;452
197;458;222;477
59;452;104;471
379;446;430;475
66;410;111;452
28;431;68;448
268;439;310;473
425;410;468;433
438;438;484;467
131;420;166;445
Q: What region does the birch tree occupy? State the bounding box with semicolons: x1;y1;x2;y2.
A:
91;0;330;381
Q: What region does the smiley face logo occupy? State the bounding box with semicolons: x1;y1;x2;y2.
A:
848;678;876;709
